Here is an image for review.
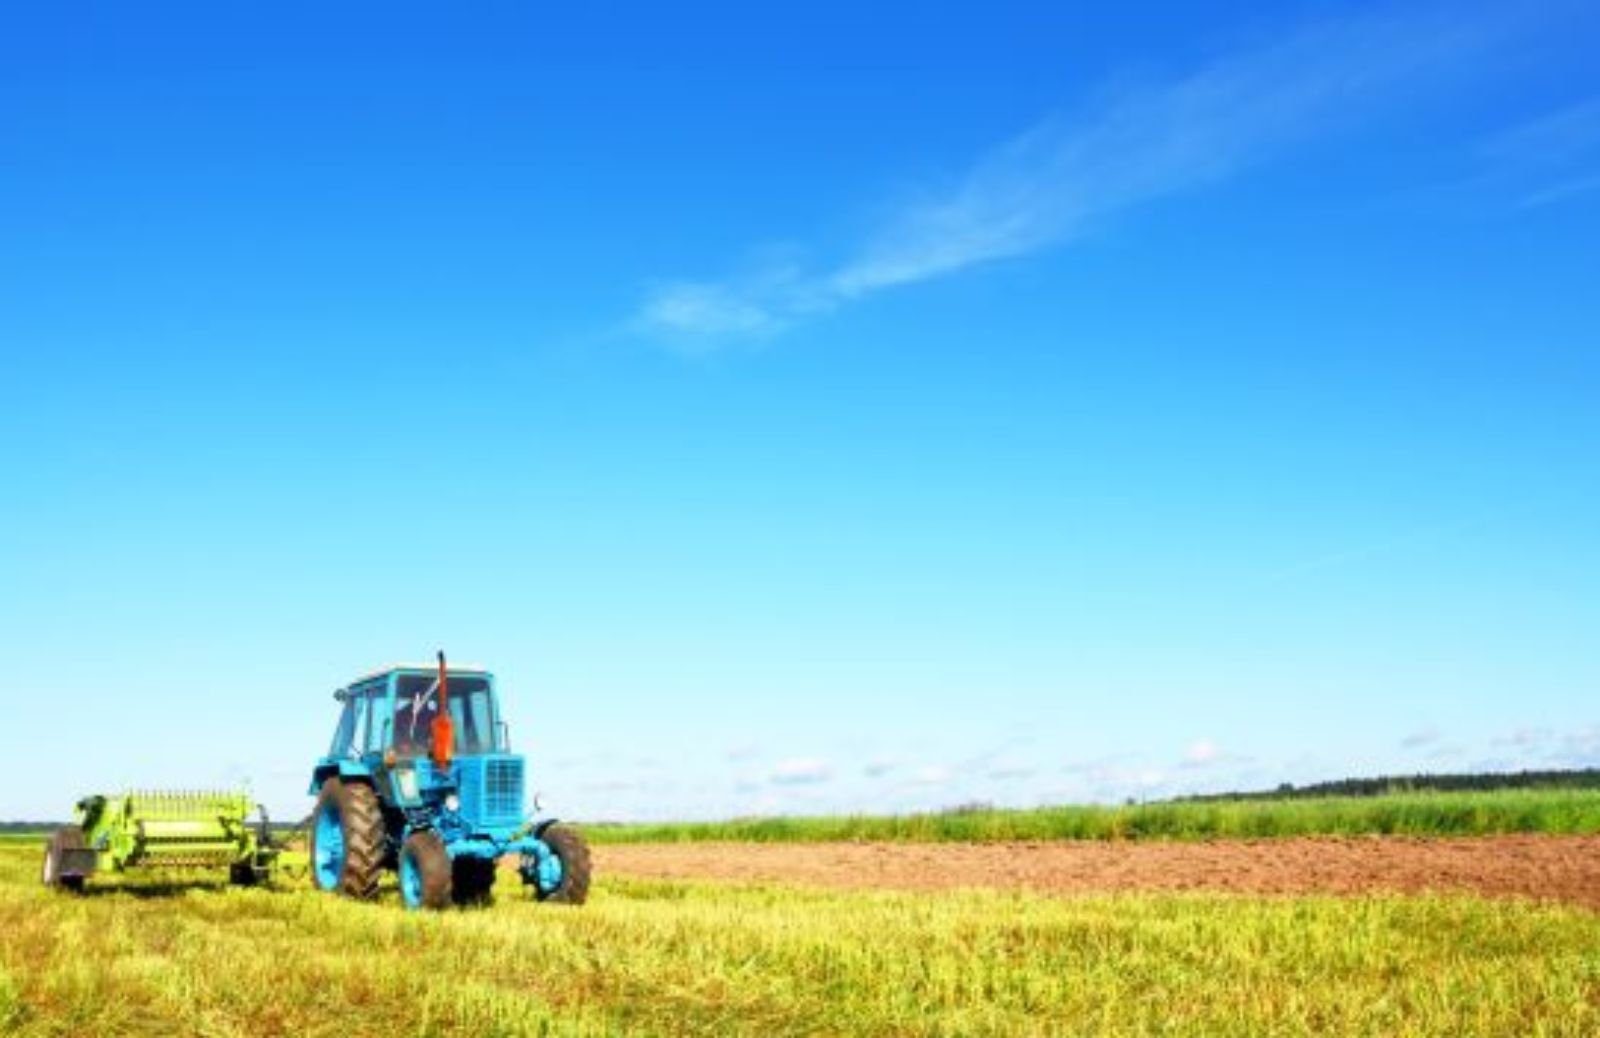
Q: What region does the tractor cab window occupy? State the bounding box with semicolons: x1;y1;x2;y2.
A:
350;694;372;755
329;686;381;758
330;696;357;757
393;674;498;756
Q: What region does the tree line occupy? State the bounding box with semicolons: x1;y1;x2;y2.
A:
1176;768;1600;802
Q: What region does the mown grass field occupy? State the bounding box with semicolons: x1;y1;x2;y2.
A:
586;787;1600;844
1;840;1598;1036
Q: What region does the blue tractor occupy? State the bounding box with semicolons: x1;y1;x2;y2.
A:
308;654;591;910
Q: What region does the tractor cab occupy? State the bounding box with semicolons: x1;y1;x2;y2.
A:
326;666;505;761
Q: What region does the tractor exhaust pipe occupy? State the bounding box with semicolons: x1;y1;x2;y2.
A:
431;650;455;772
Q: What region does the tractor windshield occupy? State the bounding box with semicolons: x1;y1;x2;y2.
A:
392;674;500;757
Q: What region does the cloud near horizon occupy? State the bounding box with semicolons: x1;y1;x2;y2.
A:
538;718;1600;821
633;5;1506;348
769;757;834;786
1400;726;1444;749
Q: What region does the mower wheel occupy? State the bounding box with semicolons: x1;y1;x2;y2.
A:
41;826;87;893
536;825;591;905
452;856;497;906
310;778;384;900
399;831;452;910
229;862;261;887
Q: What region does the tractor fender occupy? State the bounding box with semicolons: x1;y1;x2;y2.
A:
532;819;562;840
307;760;378;796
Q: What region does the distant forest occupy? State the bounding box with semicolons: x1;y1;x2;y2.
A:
1176;768;1600;802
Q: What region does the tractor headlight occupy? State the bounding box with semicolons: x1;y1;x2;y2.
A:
395;768;420;802
444;794;461;814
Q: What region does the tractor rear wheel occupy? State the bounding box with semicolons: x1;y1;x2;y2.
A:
41;826;87;893
535;825;591;905
452;856;498;906
399;831;452;910
310;779;384;900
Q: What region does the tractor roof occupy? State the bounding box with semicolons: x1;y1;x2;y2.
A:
349;662;491;685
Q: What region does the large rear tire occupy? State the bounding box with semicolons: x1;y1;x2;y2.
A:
535;825;591;905
310;779;384;900
41;827;87;893
399;831;452;910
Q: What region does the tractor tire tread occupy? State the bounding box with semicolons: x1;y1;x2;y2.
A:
538;825;591;905
338;781;384;900
402;830;453;910
313;778;385;901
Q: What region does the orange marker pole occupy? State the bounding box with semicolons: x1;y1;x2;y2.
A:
431;650;455;772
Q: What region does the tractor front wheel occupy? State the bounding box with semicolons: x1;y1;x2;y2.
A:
310;779;384;900
534;825;591;905
41;826;87;893
399;831;452;910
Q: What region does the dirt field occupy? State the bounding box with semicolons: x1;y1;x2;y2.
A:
597;834;1600;909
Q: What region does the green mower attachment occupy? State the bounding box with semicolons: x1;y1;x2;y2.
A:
41;789;280;891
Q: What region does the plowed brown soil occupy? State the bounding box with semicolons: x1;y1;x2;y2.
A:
597;834;1600;908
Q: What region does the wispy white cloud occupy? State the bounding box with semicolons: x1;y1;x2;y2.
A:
634;6;1505;347
1425;743;1467;763
1492;726;1551;750
1480;95;1600;209
1178;738;1255;773
985;759;1037;781
638;280;788;344
1400;726;1443;750
769;757;834;786
1486;95;1600;161
579;778;642;794
1517;174;1600;209
1545;725;1600;767
1265;511;1506;583
1136;769;1169;792
862;758;896;779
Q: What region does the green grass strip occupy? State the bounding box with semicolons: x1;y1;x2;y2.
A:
583;787;1600;844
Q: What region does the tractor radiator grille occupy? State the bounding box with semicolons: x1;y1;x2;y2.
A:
458;758;524;829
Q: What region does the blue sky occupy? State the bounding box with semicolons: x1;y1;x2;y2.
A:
2;2;1598;821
